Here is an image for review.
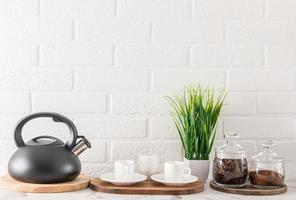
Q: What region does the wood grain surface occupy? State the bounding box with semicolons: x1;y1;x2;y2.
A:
0;174;90;193
90;178;204;195
210;180;287;195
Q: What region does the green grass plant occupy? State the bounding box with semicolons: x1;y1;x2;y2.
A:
166;85;226;160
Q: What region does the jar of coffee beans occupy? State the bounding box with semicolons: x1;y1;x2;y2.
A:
249;140;285;189
213;133;248;188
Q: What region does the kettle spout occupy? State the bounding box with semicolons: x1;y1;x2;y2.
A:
71;136;91;156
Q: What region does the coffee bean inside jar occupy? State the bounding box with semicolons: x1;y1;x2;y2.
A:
213;157;248;186
213;133;248;188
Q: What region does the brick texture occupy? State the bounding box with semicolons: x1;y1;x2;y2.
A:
0;0;295;180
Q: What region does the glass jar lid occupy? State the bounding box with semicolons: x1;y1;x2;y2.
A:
215;133;247;159
251;140;283;163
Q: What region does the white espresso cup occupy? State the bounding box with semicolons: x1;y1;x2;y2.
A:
164;161;191;181
114;160;135;180
137;154;159;179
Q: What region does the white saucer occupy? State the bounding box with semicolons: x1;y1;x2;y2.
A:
151;173;198;186
100;173;147;186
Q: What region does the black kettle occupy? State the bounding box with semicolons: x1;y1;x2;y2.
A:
8;112;91;184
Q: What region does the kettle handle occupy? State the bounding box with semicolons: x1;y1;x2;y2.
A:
14;112;78;150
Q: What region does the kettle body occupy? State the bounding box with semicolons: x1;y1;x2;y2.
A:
8;112;91;184
9;145;81;183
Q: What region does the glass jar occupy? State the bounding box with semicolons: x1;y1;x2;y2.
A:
213;133;248;188
249;140;285;189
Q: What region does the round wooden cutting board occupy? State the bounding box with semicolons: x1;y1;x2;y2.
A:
210;180;287;195
0;174;90;193
90;178;204;195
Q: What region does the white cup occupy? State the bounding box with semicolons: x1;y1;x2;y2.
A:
164;161;191;181
137;154;159;179
114;160;135;180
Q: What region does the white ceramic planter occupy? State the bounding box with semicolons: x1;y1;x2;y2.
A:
184;159;210;182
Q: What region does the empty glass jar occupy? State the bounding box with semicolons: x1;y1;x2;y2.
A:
249;140;285;188
213;133;248;188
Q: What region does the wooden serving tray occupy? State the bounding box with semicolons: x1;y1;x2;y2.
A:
90;178;204;195
0;174;90;193
210;180;287;195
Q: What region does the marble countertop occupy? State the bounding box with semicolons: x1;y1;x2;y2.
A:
0;180;295;200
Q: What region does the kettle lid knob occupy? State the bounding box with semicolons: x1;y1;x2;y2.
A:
27;136;64;146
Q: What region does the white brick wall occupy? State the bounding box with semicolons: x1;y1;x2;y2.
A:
0;18;72;42
266;45;296;68
0;0;38;18
154;21;224;43
193;0;264;20
0;43;36;66
192;45;263;67
222;93;257;115
32;92;107;113
152;69;225;91
228;70;296;91
111;94;169;114
0;69;73;90
0;0;296;180
227;22;296;44
78;20;150;43
41;0;115;19
117;0;191;20
75;117;147;138
41;43;113;65
117;44;188;66
75;69;149;91
268;0;296;20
